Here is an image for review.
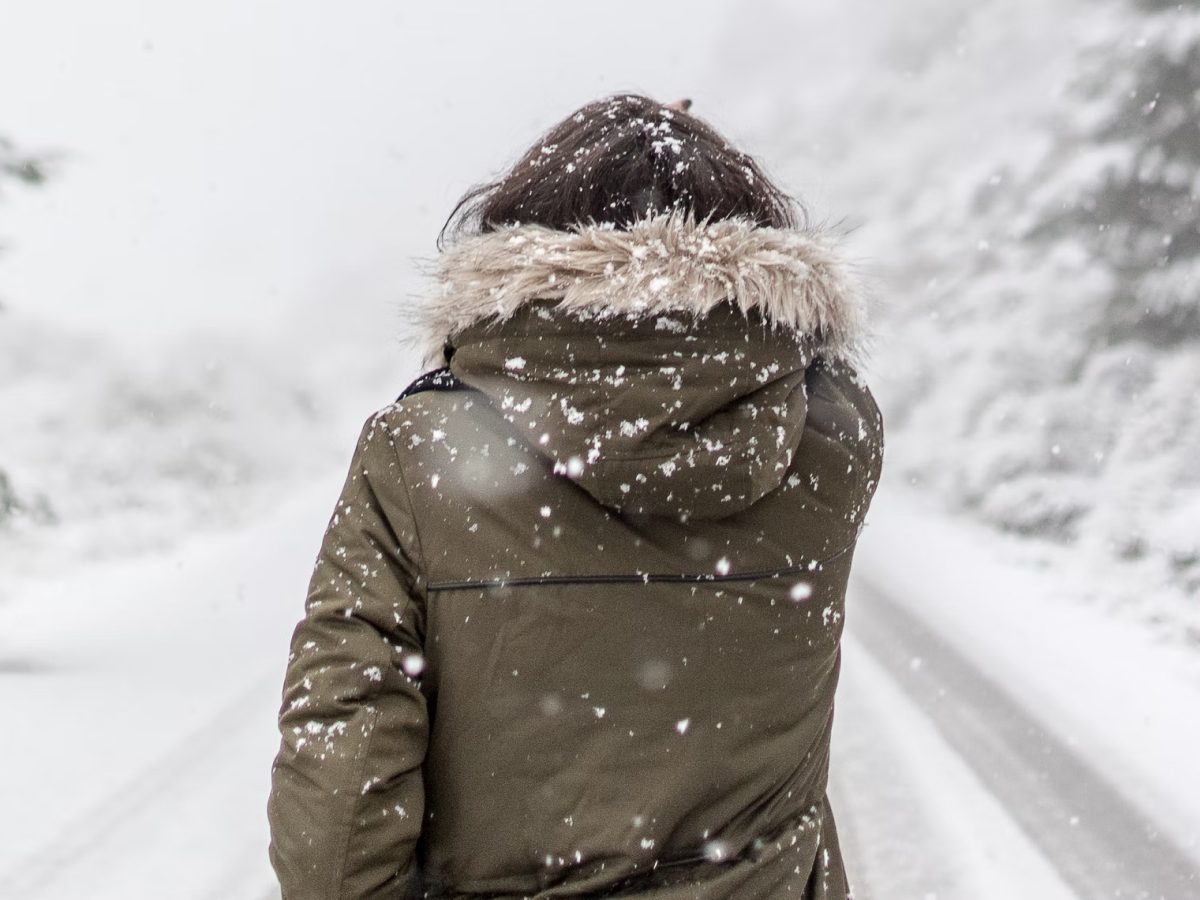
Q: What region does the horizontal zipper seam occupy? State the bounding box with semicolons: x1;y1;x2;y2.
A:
426;539;855;592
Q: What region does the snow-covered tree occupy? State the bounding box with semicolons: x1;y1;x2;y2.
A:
0;134;51;272
1;133;53;528
1031;1;1200;347
958;0;1200;575
0;135;49;193
851;0;1200;590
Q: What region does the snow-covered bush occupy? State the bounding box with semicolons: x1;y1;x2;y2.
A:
0;311;360;571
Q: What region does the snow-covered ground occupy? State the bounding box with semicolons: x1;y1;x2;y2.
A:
842;477;1200;897
855;482;1200;860
831;636;1078;900
0;481;340;900
4;0;1200;896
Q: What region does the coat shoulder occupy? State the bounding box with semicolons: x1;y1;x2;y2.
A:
395;366;468;402
371;371;490;446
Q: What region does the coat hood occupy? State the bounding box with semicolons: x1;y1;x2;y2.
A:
422;216;865;520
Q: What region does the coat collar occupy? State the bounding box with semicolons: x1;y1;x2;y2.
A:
419;214;865;365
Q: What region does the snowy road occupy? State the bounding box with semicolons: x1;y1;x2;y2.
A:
834;581;1200;900
0;675;283;900
2;487;1199;899
0;484;339;900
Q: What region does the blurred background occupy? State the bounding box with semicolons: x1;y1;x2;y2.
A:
2;1;1199;898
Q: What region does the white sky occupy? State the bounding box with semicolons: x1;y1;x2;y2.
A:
0;1;751;349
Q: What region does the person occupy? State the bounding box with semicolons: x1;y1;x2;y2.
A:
268;93;883;900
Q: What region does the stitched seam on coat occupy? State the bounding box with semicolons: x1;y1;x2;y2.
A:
547;431;793;465
332;706;381;900
425;537;858;592
384;414;431;603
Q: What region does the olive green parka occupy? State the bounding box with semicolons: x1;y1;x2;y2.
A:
269;216;883;900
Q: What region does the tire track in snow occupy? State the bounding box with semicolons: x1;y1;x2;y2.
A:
847;579;1200;900
0;673;279;900
830;635;1077;900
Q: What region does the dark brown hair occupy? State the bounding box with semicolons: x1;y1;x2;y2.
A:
440;94;801;248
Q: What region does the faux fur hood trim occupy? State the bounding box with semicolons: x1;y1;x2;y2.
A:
421;215;865;364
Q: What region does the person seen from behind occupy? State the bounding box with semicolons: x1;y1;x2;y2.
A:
268;93;884;900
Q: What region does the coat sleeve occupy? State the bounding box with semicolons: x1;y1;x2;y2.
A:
269;412;428;900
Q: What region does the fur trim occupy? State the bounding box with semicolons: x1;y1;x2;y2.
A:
420;215;864;364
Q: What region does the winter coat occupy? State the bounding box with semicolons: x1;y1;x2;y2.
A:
269;216;884;900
